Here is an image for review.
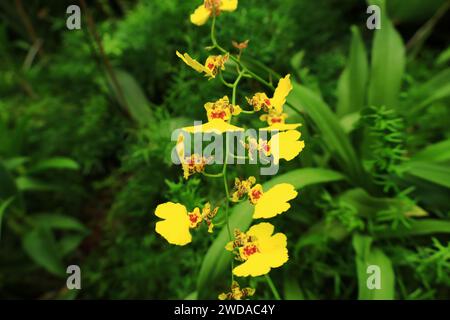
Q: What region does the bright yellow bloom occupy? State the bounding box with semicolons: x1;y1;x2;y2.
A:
231;176;256;202
190;0;238;26
244;130;304;163
269;130;305;164
226;223;288;277
176;134;211;179
248;184;264;205
176;51;228;79
204;96;241;121
218;281;255;300
271;75;292;113
183;118;244;133
155;202;219;245
252;183;298;219
246;92;271;112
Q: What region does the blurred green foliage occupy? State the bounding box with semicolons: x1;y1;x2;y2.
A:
0;0;449;299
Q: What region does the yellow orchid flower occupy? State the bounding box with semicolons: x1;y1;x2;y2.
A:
182;118;244;133
243;130;304;163
247;74;292;113
271;74;292;113
225;223;289;277
251;183;298;219
176;51;228;79
176;134;211;179
204;96;242;121
155;202;219;245
231;176;256;202
246;92;271;112
269;130;305;164
218;281;255;300
190;0;238;26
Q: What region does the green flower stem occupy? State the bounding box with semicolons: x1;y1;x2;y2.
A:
264;274;281;300
202;172;224;178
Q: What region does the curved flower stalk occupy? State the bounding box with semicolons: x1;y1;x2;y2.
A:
153;0;305;300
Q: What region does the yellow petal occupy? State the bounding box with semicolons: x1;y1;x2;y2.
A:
247;222;274;239
183;119;244;133
220;0;238;11
155;202;192;246
270;130;305;163
270;75;292;113
233;226;288;277
176;51;212;77
190;5;211;26
260;123;301;131
253;183;297;219
233;253;271;277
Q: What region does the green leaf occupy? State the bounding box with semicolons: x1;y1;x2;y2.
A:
283;275;305;300
384;0;447;23
408;69;450;111
29;157;79;173
3;157;29;171
0;161;24;210
197;168;345;298
59;233;86;256
288;83;368;187
109;69;153;126
337;26;368;117
374;219;450;238
401;161;450;188
352;234;395;299
22;227;65;276
0;197;14;239
15;177;56;191
31;214;88;232
368;0;405;108
339;112;361;133
410;139;450;162
437;46;450;66
340;188;427;218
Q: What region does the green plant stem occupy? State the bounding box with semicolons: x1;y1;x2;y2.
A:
202;172;224;178
264;274;281;300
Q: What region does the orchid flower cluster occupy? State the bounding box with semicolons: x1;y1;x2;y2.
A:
154;0;305;300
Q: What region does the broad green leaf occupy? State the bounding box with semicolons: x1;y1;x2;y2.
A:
29;157;79;173
374;219;450;238
184;291;198;300
15;176;56;191
197;168;345;298
437;46;450;66
339;112;361;133
353;234;395;299
408;69;450;111
368;0;405;108
401;161;450;188
0;197;14;239
109;69;153;126
288;83;368;187
337;26;368;117
340;188;427;218
0;161;24;210
59;233;86;256
22;227;65;276
384;0;446;23
283;275;305;300
410;139;450;162
31;214;87;232
3;157;29;171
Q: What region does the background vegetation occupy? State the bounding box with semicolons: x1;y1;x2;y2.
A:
0;0;449;299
